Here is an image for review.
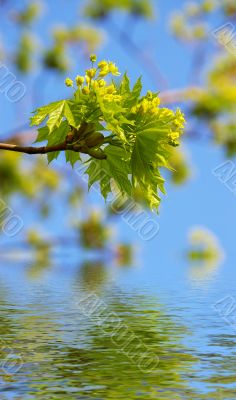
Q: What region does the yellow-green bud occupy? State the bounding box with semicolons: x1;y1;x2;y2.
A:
76;75;85;86
98;79;106;87
152;97;160;107
86;68;96;79
106;85;116;94
168;131;180;141
109;62;120;76
99;66;109;77
91;80;99;89
82;86;90;95
98;60;108;69
65;78;73;87
90;54;97;63
113;95;122;102
85;132;104;148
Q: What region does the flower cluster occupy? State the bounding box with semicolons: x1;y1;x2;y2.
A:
131;91;160;115
151;107;185;145
65;54;122;102
131;91;185;146
168;108;186;145
64;54;185;148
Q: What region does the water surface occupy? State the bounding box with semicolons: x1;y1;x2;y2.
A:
0;255;235;399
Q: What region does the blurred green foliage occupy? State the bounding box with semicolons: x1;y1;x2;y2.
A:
84;0;153;19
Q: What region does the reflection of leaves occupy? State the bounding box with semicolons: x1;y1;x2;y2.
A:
26;229;52;279
0;277;236;398
186;226;224;282
63;291;197;399
78;260;109;290
26;249;51;280
187;226;224;264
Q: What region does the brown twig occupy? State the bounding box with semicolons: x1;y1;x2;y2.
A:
0;140;107;159
0;142;67;154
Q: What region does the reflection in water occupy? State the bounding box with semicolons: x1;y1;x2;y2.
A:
0;259;235;399
188;261;221;283
186;226;225;284
26;247;52;280
78;260;110;291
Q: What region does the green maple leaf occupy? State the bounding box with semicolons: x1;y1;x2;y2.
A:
118;75;142;109
85;158;111;199
131;119;170;209
31;100;66;132
105;145;132;195
85;145;132;200
119;73;131;95
65;150;81;166
31;99;84;133
36;121;69;163
64;100;83;128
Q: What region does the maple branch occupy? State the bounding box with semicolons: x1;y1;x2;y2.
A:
0;87;205;156
0;142;67;154
0;141;107;159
